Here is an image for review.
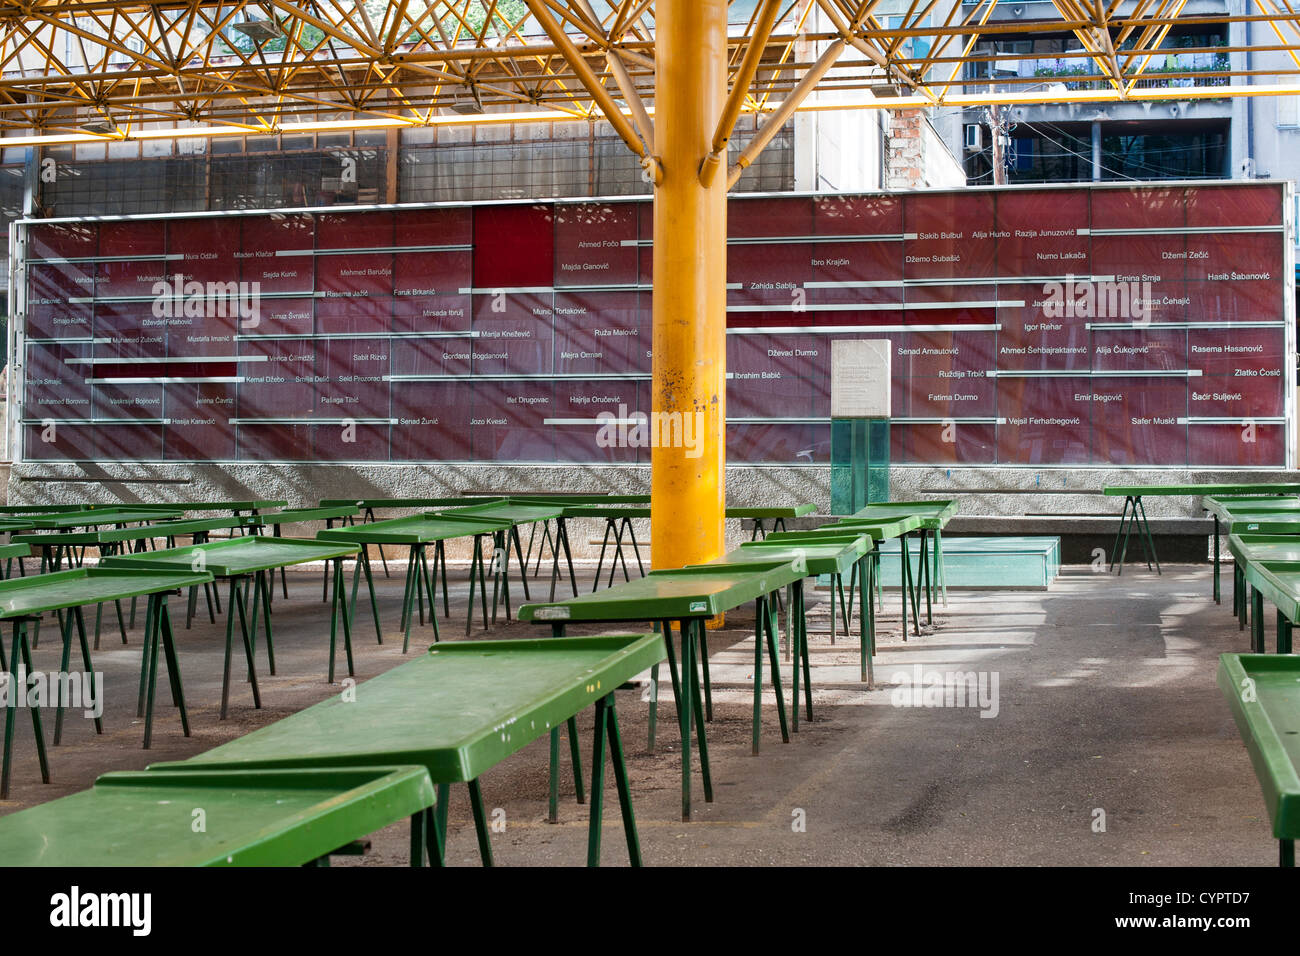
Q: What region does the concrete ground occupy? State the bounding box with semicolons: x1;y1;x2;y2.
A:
0;555;1273;866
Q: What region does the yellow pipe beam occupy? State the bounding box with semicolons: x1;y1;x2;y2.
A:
728;36;847;189
522;0;660;183
651;0;727;573
701;0;781;187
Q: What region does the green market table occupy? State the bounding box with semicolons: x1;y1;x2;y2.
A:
771;513;926;637
264;504;360;599
153;635;665;867
318;497;485;578
23;507;186;532
718;534;876;688
729;504;819;539
0;766;439;867
845;500;957;608
0;542;29;579
102;537;362;716
0;566;213;797
1231;553;1300;654
1225;516;1300;633
442;500;578;608
520;561;806;821
319;513;521;646
555;503;820;592
1104;484;1300;576
1204;496;1300;604
16;513;263;638
1217;653;1300;866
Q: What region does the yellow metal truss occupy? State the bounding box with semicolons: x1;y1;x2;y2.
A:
0;0;1294;150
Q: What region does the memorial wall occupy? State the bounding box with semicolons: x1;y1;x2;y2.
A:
15;181;1293;469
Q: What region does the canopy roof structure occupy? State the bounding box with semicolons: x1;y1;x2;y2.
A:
2;0;1299;147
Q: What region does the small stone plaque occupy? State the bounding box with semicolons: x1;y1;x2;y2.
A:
830;339;891;419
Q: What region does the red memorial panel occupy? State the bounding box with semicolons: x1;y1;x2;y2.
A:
17;183;1290;467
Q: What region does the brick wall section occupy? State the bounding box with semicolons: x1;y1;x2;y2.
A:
884;109;925;190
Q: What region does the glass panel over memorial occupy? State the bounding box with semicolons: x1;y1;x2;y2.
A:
17;182;1290;467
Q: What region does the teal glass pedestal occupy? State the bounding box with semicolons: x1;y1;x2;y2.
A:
830;418;890;515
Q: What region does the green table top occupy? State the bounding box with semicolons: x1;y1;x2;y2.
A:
441;502;567;524
714;538;867;576
82;503;187;512
173;500;287;511
1227;514;1300;536
267;505;360;525
0;505;83;514
1229;535;1300;568
0;519;34;533
14;514;264;548
0;543;30;560
0;766;433;866
80;501;286;512
101;536;359;577
0;566;213;617
318;513;510;545
1107;484;1300;498
768;514;922;541
23;508;185;530
132;514;267;538
550;505;652;519
1217;653;1300;839
154;635;666;783
1204;497;1300;523
319;497;479;510
1240;559;1300;625
510;494;649;505
726;505;818;519
520;561;806;622
845;500;959;527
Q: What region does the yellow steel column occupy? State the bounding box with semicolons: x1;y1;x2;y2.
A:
651;0;728;571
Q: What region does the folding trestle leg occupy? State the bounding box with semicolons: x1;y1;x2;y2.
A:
53;606;103;745
219;575;261;720
751;593;789;754
1;618;51;799
546;715;586;825
327;557;356;684
586;693;643;867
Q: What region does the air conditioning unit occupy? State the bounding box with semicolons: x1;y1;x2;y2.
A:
964;124;983;152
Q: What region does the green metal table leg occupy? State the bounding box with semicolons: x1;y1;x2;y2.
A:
1213;515;1221;605
647;658;659;752
567;715;585;804
935;526;948;606
467;778;494;867
548;725;560;824
256;570;275;675
1252;588;1265;654
699;628;712;721
157;597;190;740
679;617;693;821
586;694;610;867
604;696;642;867
1109;495;1131;572
1279;609;1293;655
1;619;50;799
52;606;77;745
751;602;763;754
1138;496;1161;574
232;577;262;708
768;594;790;740
798;581;813;721
1282;840;1295;867
687;619;714;806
